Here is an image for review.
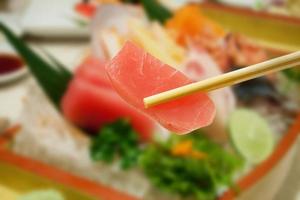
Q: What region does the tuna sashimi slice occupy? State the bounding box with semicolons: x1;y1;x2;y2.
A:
106;42;216;134
75;56;111;88
61;56;155;141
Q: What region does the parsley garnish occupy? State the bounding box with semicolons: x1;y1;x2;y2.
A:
90;119;141;169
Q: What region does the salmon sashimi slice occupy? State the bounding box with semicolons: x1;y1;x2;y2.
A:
106;42;216;134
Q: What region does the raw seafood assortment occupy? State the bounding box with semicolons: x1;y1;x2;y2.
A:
1;1;299;200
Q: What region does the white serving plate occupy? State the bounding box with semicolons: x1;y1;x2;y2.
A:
21;0;89;38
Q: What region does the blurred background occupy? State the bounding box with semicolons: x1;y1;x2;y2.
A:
0;0;300;200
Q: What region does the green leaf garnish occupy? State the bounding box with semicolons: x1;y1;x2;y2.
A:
283;67;300;83
139;133;243;200
0;22;73;106
140;0;173;24
90;119;141;170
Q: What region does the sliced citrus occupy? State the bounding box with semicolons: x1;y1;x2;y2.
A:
229;109;274;164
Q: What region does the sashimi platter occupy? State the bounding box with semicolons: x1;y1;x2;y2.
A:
1;1;300;200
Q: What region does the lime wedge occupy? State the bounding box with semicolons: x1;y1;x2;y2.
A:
229;109;274;164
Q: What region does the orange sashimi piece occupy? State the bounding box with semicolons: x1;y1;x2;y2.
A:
166;5;225;45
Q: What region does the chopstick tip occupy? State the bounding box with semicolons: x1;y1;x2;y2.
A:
143;98;150;109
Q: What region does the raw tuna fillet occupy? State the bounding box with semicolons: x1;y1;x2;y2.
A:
106;42;216;134
75;56;111;88
61;56;155;141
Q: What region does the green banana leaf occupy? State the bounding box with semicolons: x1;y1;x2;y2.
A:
0;22;73;107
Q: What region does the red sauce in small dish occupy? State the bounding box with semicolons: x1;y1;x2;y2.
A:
0;54;24;75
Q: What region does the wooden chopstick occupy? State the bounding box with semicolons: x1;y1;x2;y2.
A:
144;51;300;108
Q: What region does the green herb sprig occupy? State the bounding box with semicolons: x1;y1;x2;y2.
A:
139;133;244;200
90;119;141;169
